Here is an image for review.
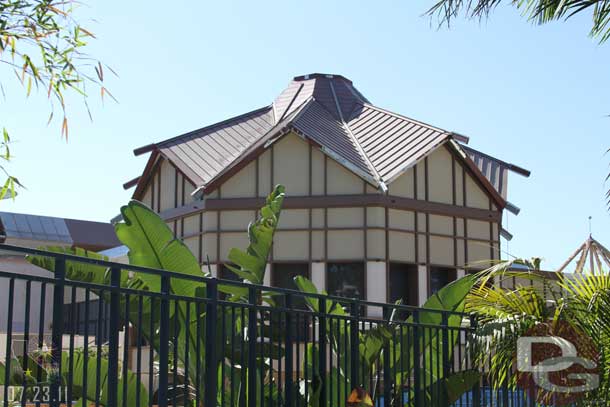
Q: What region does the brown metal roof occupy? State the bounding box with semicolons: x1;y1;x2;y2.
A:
347;103;450;182
273;74;368;122
130;73;527;207
155;106;275;187
290;100;372;178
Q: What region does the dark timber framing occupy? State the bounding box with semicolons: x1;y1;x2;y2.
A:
133;134;502;293
160;194;501;223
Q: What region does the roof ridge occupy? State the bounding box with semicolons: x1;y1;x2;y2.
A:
139;105;273;151
359;103;448;136
328;81;383;189
274;82;304;124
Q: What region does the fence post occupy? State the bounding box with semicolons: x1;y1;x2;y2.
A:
441;312;451;405
318;296;327;407
247;286;258;407
157;274;171;407
350;300;360;389
413;309;421;407
285;293;294;407
205;278;219;407
50;258;65;407
107;267;121;407
382;306;392;407
469;314;481;407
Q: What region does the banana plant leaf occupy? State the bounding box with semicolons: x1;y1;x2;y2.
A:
115;200;210;401
406;369;481;406
60;350;148;407
225;184;285;290
0;357;23;385
115;200;207;297
392;274;478;387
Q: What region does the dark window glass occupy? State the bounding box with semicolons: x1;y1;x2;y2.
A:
271;263;309;300
327;262;365;299
219;264;242;281
430;267;457;295
389;263;418;307
271;263;310;340
218;264;243;299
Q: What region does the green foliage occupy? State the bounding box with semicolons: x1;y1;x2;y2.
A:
0;0;114;197
426;0;610;43
26;188;288;407
61;350;148;407
294;273;480;406
27;201;209;403
224;184;285;288
115;200;206;297
1;348;147;407
464;258;610;404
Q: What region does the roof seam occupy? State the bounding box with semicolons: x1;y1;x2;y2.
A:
361;103;449;136
148;105;272;150
328;80;383;188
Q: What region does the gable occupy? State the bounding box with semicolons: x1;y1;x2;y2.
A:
209;131;368;199
136;156;196;212
387;143;493;209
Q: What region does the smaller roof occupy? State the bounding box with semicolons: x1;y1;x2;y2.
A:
0;211;120;251
556;234;610;274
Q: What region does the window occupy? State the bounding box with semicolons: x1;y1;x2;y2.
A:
327;262;365;300
272;263;309;309
218;264;243;300
429;267;457;295
389;263;418;307
271;263;310;339
272;263;309;290
219;264;242;282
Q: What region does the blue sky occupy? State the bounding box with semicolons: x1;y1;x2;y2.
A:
1;0;609;269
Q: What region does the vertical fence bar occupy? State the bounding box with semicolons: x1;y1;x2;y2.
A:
470;314;481;407
157;274;171;407
205;279;219;407
413;310;421;407
50;258;66;407
107;267;121;407
318;297;327;407
350;300;359;390
248;287;258;407
21;280;31;407
285;294;294;407
441;312;450;405
383;306;392;407
3;278;14;407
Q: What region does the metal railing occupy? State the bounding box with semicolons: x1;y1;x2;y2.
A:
0;244;529;407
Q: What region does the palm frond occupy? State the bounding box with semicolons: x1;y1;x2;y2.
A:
426;0;610;44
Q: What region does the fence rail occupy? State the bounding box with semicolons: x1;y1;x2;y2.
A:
0;244;531;407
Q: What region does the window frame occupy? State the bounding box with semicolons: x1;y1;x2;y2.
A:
428;265;457;296
325;261;366;301
388;261;419;307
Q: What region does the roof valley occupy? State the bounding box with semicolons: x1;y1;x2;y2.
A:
327;80;384;189
128;73;527;208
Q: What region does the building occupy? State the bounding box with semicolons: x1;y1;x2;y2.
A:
0;211;120;333
124;73;529;309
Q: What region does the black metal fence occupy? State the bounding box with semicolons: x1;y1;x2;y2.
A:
0;244;532;407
